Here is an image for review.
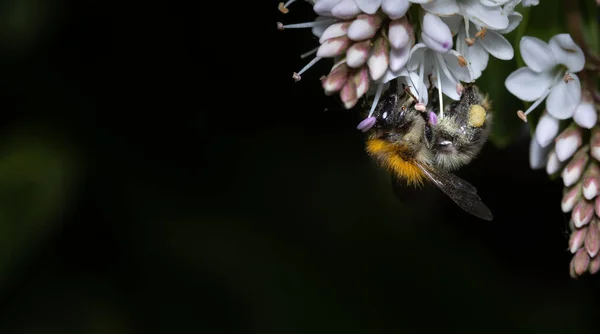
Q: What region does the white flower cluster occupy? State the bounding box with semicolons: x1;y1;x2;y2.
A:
277;0;538;130
504;33;600;278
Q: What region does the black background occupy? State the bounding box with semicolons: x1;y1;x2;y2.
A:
0;0;595;333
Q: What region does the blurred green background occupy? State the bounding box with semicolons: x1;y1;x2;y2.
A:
0;0;597;333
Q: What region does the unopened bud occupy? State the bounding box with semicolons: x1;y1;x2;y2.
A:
572;199;594;228
570;227;587;253
585;219;600;257
555;124;583;162
562;182;583;212
341;79;358;109
352;66;370;99
573;248;591;276
322;63;349;95
562;146;590;187
348;14;383;41
367;36;390;81
583;163;600;200
317;35;352;58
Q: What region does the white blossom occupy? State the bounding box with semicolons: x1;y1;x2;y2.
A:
505;34;585;120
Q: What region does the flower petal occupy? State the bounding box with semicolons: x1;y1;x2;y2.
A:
480;30;513;60
530;135;551;170
444;50;473;83
441;15;463;35
504;67;554;101
546;74;581;120
549;34;585;73
421;0;460;15
496;12;522;34
480;0;511;5
466;43;489;80
573;102;598;129
437;70;461;100
382;0;410;19
379;68;406;83
354;0;382;14
407;43;427;71
464;0;509;30
402;71;428;104
535;112;560;147
520;36;557;72
523;0;539;6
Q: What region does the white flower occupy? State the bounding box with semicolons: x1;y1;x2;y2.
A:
406;42;473;118
505;34;585;120
422;0;510;30
408;43;473;100
446;12;519;80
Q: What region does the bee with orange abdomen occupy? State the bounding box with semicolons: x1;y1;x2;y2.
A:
361;80;493;221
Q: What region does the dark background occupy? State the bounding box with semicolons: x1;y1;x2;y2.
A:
0;0;595;333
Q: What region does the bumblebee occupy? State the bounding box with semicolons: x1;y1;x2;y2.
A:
363;80;493;221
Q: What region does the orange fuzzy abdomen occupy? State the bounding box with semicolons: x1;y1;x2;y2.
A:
366;139;424;187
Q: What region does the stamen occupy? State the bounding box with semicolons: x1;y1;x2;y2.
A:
517;110;527;122
564;73;575;83
521;70;566;116
278;19;335;30
300;46;319;59
463;17;471;41
465;38;475;46
475;27;487;39
521;88;551;116
278;0;298;14
457;55;468;67
293;56;323;81
436;66;444;119
417;62;426;103
368;83;385;117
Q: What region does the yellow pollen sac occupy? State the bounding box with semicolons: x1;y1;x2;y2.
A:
469;104;486;128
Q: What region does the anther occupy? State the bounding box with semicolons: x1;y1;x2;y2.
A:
277;22;284;30
517;110;528;122
292;72;301;82
415;103;426;112
278;0;298;14
475;27;487;39
465;38;475;46
278;2;289;14
564;73;575;83
457;55;468;67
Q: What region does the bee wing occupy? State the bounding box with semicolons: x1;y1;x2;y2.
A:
416;162;493;221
